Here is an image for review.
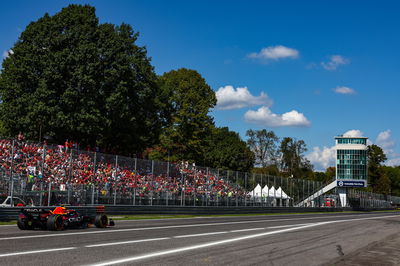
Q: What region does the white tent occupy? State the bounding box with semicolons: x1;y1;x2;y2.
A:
268;186;276;197
262;185;269;195
248;184;273;198
281;187;290;199
248;185;291;199
247;184;263;198
275;187;291;199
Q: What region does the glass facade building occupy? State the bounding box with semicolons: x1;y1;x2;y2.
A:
335;137;368;181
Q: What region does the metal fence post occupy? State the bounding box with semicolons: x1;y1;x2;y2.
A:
151;160;154;206
227;170;230;206
193;165;196;207
244;172;247;206
180;170;184;206
47;181;51;206
206;167;209;206
91;152;96;205
9;139;15;207
302;179;305;207
114;155;118;206
273;176;276;207
236;171;238;207
39;182;43;206
217;169;220;206
133;158;137;206
252;173;255;206
166;161;169;206
267;175;270;206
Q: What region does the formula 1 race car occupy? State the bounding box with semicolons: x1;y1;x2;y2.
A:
17;206;114;231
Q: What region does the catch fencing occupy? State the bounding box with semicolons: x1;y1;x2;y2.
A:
0;138;399;209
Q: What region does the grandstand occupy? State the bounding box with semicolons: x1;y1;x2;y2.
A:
0;138;397;208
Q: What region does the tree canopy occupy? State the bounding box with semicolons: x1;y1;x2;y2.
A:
203;127;254;172
149;68;216;163
279;137;313;178
368;144;389;193
0;5;161;154
246;129;279;167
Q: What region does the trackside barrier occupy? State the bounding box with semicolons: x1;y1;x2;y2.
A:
0;205;396;221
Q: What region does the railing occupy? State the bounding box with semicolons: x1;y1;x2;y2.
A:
347;189;400;208
0;138;398;208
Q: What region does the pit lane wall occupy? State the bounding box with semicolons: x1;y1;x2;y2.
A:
0;205;397;221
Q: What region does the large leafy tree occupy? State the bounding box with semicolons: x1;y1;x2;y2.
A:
0;5;160;154
383;166;400;196
203;127;254;172
367;144;388;192
246;129;279;167
279;137;313;177
150;68;216;162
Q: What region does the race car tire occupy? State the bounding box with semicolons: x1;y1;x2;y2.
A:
47;215;64;231
17;217;27;230
17;217;34;230
94;214;108;228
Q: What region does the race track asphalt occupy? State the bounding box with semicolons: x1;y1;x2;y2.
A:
0;211;400;266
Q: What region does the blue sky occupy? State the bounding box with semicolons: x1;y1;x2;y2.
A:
1;0;400;170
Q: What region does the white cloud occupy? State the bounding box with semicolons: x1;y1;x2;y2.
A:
248;45;299;61
333;86;356;95
375;130;399;165
244;106;311;127
2;49;13;59
306;146;336;171
387;158;400;167
321;55;350;70
376;130;395;153
343;129;364;137
307;129;400;171
308;129;364;171
215;85;273;110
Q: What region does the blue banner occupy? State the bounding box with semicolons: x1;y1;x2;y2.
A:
337;180;366;188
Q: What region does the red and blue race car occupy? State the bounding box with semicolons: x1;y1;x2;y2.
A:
17;206;114;231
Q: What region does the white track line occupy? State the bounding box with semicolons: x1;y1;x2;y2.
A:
0;247;76;257
268;223;315;229
86;238;169;248
88;214;400;265
1;214;398;260
88;222;329;266
1;213;393;241
230;227;265;233
174;231;228;238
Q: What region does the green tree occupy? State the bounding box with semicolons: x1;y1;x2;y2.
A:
375;171;391;194
325;166;336;182
279;137;312;177
367;144;387;191
203;127;254;172
252;165;280;176
150;68;217;162
0;5;161;154
246;129;279;167
383;166;400;196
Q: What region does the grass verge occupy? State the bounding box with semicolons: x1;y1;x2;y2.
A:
0;220;16;225
109;210;400;220
1;209;399;224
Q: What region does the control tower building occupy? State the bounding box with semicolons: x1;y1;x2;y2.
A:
296;135;368;207
335;136;368;185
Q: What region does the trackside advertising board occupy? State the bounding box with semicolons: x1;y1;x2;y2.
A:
337;180;367;188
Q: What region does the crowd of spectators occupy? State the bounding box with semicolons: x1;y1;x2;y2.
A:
0;137;248;205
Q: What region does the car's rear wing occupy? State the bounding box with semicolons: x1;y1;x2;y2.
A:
21;208;52;214
95;205;105;214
